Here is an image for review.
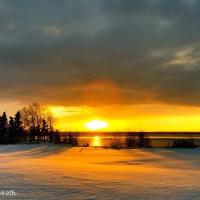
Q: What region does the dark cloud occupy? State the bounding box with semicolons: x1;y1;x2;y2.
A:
0;0;200;106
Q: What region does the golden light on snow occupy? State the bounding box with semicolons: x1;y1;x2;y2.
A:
85;120;109;131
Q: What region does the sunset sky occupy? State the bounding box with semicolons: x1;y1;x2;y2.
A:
1;0;200;131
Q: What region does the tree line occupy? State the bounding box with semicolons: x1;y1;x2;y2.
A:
111;132;151;149
0;103;60;144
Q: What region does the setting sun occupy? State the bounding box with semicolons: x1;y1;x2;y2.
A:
85;120;108;131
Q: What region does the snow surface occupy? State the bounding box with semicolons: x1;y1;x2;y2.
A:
0;144;200;200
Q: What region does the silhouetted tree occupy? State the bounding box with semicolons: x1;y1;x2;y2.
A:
138;132;151;148
111;134;122;149
0;112;8;143
41;119;48;142
14;111;24;141
20;103;55;143
8;117;15;142
67;132;79;146
68;132;73;144
126;133;137;148
14;112;22;131
53;131;61;144
1;112;8;130
172;138;197;148
125;132;151;148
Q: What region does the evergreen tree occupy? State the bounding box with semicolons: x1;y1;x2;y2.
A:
1;112;8;130
14;111;24;142
0;112;8;143
9;117;15;142
14;112;21;130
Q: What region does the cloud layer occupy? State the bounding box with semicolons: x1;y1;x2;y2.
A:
0;0;200;106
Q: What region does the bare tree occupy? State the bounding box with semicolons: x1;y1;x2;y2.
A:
20;103;55;142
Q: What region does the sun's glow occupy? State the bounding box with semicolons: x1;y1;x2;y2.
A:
85;120;108;131
92;136;101;147
48;104;200;132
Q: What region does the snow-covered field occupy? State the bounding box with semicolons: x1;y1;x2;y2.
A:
0;145;200;200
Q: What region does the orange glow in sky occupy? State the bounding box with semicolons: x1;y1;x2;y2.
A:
47;104;200;132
